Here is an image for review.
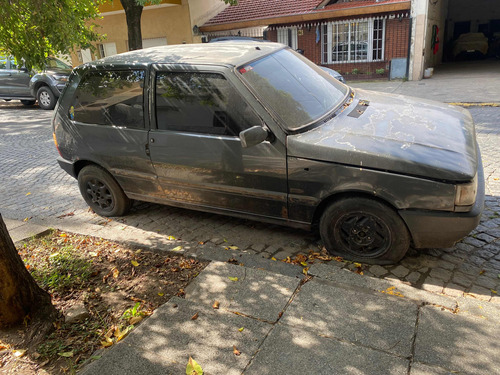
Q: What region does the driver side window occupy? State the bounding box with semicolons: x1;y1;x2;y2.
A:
155;71;260;136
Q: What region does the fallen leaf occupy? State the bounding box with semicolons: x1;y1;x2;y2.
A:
354;262;362;267
271;257;277;261
212;301;220;309
129;316;143;325
491;290;498;294
167;235;176;240
158;292;164;297
26;192;31;196
238;327;244;332
186;356;203;375
58;351;74;358
300;261;308;267
12;349;26;358
233;345;241;356
113;268;119;278
191;312;199;320
228;277;238;282
60;233;67;237
479;270;485;275
172;246;183;251
101;340;113;348
302;267;309;276
228;246;239;250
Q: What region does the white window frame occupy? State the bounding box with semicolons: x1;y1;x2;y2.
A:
322;18;385;64
277;27;298;50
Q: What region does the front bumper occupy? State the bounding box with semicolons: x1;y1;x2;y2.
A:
399;152;485;249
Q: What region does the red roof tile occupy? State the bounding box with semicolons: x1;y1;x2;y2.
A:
203;0;409;27
204;0;323;26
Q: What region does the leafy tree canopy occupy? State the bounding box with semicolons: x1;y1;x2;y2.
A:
0;0;103;70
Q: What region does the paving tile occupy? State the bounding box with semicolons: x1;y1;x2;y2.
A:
244;324;409;375
281;279;418;357
184;262;300;322
415;305;500;375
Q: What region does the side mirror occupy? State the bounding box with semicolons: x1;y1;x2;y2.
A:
239;126;269;148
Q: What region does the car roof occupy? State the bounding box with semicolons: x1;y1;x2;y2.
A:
89;42;286;68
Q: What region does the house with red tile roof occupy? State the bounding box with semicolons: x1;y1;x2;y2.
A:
200;0;413;80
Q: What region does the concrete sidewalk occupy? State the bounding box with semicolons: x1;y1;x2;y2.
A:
6;220;500;374
79;261;500;375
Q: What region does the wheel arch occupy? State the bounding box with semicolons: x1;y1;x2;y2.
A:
31;80;49;97
74;160;108;179
311;191;410;234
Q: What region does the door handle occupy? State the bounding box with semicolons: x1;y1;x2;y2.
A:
150;138;155;143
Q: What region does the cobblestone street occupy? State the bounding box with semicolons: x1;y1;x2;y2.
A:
1;101;499;303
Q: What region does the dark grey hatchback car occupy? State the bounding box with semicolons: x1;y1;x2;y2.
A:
52;42;484;264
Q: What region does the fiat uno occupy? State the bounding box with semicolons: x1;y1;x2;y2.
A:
52;42;484;264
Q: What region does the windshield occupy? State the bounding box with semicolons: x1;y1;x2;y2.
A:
238;49;348;131
46;57;71;70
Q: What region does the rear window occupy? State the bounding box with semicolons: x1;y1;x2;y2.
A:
69;69;145;128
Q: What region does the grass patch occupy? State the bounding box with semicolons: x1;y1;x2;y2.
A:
0;230;208;375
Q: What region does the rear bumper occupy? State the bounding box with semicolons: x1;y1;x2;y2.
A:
400;153;485;249
57;157;77;179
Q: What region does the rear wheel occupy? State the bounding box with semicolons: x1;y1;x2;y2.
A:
21;100;36;106
78;165;132;217
319;197;410;264
37;86;56;110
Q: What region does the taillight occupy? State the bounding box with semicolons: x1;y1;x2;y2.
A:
53;132;62;156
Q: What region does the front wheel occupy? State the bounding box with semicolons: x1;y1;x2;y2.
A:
78;165;132;217
37;86;56;110
319;197;410;264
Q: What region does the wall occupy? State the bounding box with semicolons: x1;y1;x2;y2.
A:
425;0;448;68
71;1;194;66
189;0;229;43
268;16;410;80
447;0;500;34
409;0;426;80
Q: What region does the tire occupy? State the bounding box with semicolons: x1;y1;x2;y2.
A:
20;100;36;106
319;197;410;265
78;165;132;217
36;86;56;110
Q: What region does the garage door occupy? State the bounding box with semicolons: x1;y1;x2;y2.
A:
142;37;167;48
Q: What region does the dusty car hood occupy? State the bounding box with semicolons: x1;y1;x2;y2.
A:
287;89;478;182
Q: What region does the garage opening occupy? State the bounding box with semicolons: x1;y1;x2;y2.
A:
443;0;500;62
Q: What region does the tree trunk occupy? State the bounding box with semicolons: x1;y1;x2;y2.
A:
0;214;57;328
120;0;143;51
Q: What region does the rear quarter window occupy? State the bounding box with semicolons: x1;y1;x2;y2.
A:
70;69;145;129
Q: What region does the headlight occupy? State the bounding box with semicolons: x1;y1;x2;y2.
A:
455;174;478;210
53;74;68;82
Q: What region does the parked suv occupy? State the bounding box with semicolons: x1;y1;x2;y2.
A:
0;56;71;109
52;42;484;264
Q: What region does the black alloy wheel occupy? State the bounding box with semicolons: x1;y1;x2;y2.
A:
78;165;132;217
320;197;410;264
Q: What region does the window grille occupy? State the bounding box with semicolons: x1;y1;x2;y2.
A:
322;18;385;64
277;27;298;50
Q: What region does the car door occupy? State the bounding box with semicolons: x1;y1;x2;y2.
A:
0;55;11;95
6;57;32;97
66;68;160;198
148;65;288;220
